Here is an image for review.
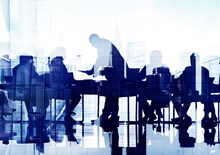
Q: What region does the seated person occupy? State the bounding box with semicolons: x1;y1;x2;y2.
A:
138;50;171;123
43;56;81;122
138;66;171;123
172;53;217;127
12;55;42;121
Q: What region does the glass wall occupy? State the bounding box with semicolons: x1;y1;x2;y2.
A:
1;1;220;154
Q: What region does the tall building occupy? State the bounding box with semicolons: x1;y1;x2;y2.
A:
203;55;220;84
126;41;146;69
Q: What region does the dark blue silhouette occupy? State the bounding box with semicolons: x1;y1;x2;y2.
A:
41;56;81;122
82;34;129;132
50;116;78;143
172;53;217;127
203;126;216;146
138;50;171;124
12;55;44;121
177;118;196;148
64;116;78;143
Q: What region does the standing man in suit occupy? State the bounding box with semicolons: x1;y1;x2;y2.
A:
82;34;129;132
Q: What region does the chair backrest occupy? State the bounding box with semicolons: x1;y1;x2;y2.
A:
126;68;139;82
153;66;172;92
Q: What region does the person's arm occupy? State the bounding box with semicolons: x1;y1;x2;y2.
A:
79;55;103;76
79;66;94;75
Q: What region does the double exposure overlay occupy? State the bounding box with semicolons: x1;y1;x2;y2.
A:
1;0;220;155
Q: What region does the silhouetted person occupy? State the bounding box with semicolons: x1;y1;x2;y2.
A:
138;50;171;123
45;56;81;122
82;34;129;132
172;53;217;127
12;55;43;121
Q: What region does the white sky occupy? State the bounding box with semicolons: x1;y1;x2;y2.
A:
47;0;220;73
1;0;220;74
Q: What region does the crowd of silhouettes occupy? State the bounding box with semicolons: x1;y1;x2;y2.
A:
0;33;219;148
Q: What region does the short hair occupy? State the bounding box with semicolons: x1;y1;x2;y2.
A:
50;56;64;67
53;56;63;61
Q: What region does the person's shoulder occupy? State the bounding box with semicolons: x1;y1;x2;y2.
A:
14;64;25;70
184;66;191;70
180;66;191;74
13;64;20;69
12;65;17;71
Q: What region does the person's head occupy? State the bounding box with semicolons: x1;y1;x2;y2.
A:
89;33;100;47
19;55;34;65
150;50;162;64
49;56;64;72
